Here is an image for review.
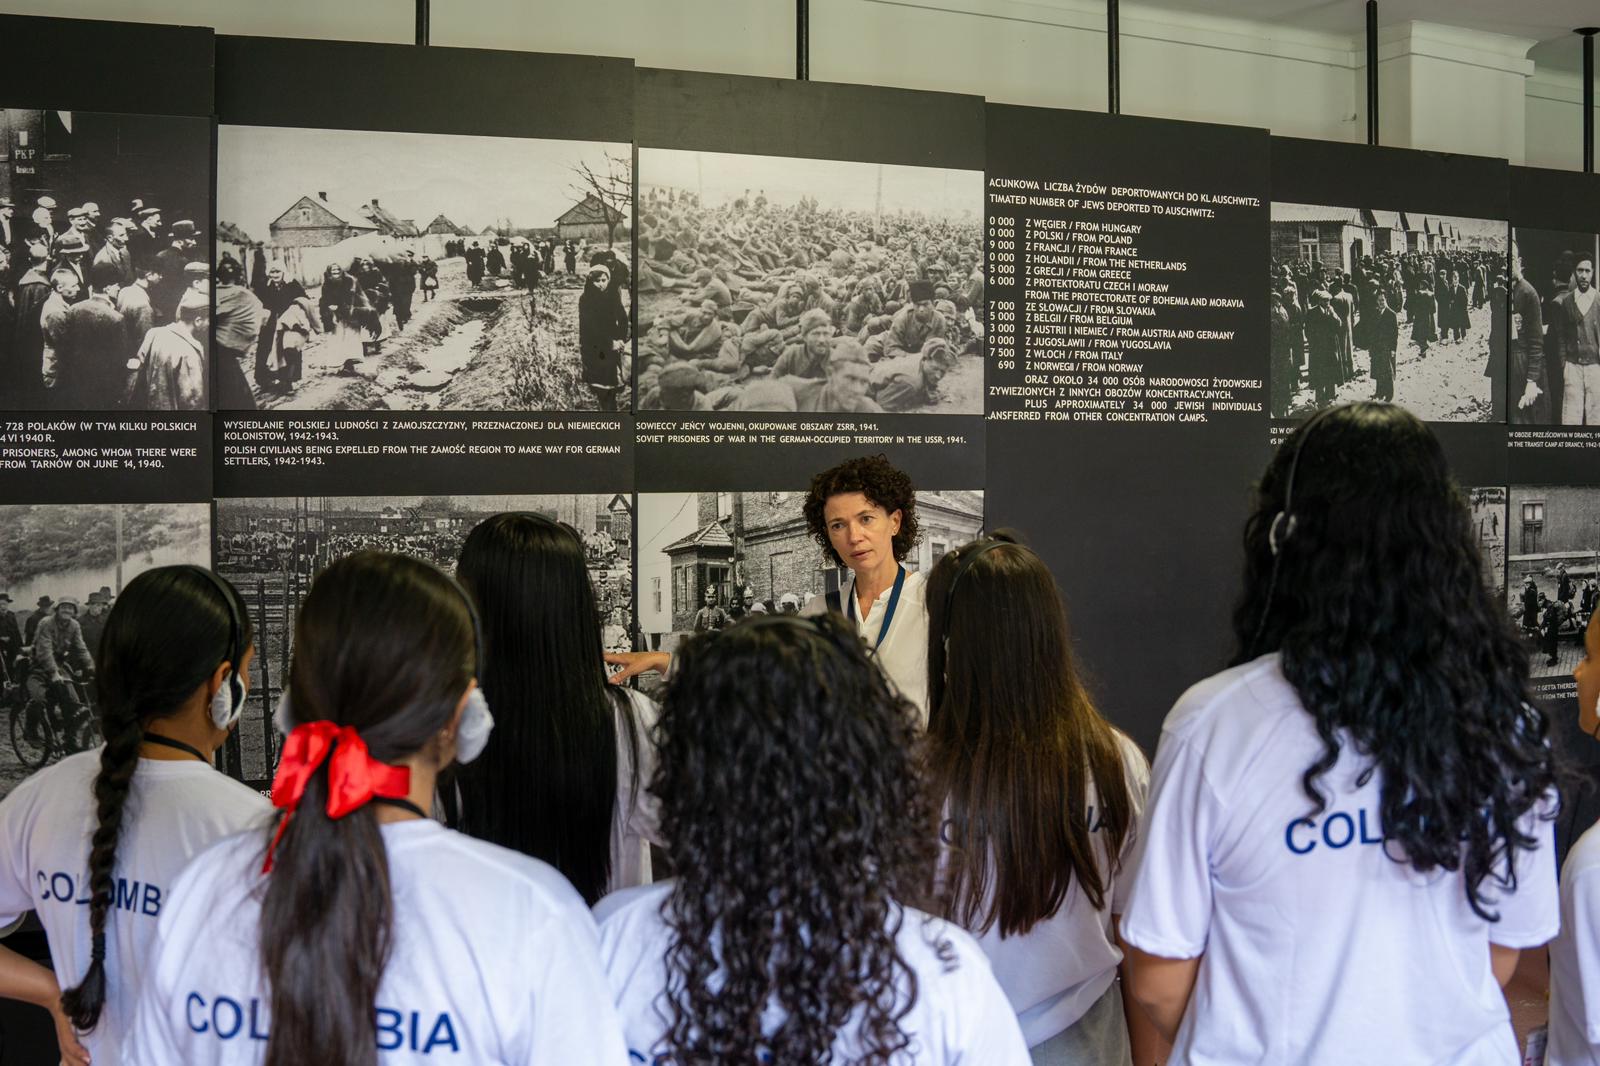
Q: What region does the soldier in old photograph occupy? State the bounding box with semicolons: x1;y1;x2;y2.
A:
636;149;983;415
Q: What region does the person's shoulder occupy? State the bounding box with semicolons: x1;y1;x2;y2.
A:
3;747;98;811
1162;653;1296;745
397;824;591;919
594;879;673;931
188;769;273;817
891;906;998;991
1566;821;1600;884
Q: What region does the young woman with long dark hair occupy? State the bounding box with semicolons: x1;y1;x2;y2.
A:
125;552;625;1064
0;565;270;1066
596;613;1031;1064
1121;403;1560;1063
926;532;1155;1065
454;512;655;903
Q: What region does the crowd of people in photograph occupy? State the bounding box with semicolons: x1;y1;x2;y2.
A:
1516;561;1600;667
0;195;210;409
1269;247;1501;411
634;186;983;413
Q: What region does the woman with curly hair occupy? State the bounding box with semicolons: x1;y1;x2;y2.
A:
1120;403;1559;1064
927;531;1158;1064
605;453;933;719
799;453;930;719
596;613;1029;1063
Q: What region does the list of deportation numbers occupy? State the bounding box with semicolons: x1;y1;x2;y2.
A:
988;178;1262;424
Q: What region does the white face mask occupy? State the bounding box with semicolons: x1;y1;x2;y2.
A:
273;687;494;765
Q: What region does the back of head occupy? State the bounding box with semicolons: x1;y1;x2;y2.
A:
925;532;1133;935
61;566;251;1031
453;513;622;904
1233;403;1554;918
655;613;933;1064
261;551;474;1066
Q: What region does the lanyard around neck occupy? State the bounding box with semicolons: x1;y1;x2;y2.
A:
848;566;907;653
141;732;210;764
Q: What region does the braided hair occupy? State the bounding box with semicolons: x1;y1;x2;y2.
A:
59;566;250;1031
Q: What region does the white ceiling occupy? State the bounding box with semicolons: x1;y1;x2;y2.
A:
1145;0;1599;70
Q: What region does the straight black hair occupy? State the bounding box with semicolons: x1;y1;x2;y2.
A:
454;512;637;905
258;552;474;1066
60;566;252;1031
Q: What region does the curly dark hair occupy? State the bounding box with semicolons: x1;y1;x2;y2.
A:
653;613;940;1063
1233;403;1557;921
803;455;919;568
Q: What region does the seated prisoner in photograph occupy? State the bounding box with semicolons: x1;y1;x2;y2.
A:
594;613;1030;1063
125;552;626;1063
926;532;1161;1066
605;454;932;721
453;513;659;903
1120;403;1560;1064
0;566;270;1066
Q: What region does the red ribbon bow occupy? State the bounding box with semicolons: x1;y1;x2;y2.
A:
261;721;412;873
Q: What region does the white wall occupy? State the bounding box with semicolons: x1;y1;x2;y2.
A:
1526;71;1600;171
1;0;1590;169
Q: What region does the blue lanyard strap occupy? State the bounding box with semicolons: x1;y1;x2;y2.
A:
847;566;907;653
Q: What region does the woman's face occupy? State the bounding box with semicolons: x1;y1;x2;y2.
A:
822;492;901;576
1577;608;1600;737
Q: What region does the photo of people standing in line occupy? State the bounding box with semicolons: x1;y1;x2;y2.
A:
216;125;632;411
1269;204;1506;422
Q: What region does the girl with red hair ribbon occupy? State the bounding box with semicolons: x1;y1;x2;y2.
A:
126;552;627;1065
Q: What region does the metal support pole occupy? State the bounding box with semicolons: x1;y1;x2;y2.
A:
416;0;430;46
796;0;809;81
1582;28;1598;174
1107;0;1120;115
1366;1;1379;146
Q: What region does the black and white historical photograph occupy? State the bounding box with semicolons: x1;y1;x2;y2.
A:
0;107;212;411
214;493;632;780
636;148;983;415
0;502;211;796
1507;486;1599;679
1508;227;1600;427
215;125;633;412
1469;486;1507;598
636;489;982;657
1269;203;1507;421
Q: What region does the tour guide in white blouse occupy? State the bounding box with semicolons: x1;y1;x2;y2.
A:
797;454;929;722
605;455;931;721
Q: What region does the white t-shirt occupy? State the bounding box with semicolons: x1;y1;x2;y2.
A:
804;566;929;723
1548;818;1600;1065
609;688;661;893
595;880;1030;1064
0;749;271;1066
1120;654;1559;1065
963;730;1149;1046
124;818;628;1065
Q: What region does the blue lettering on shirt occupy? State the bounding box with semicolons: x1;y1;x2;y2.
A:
1284;808;1387;855
34;871;164;915
189;993;459;1052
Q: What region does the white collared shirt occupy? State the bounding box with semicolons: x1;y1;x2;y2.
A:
804;566;929;724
